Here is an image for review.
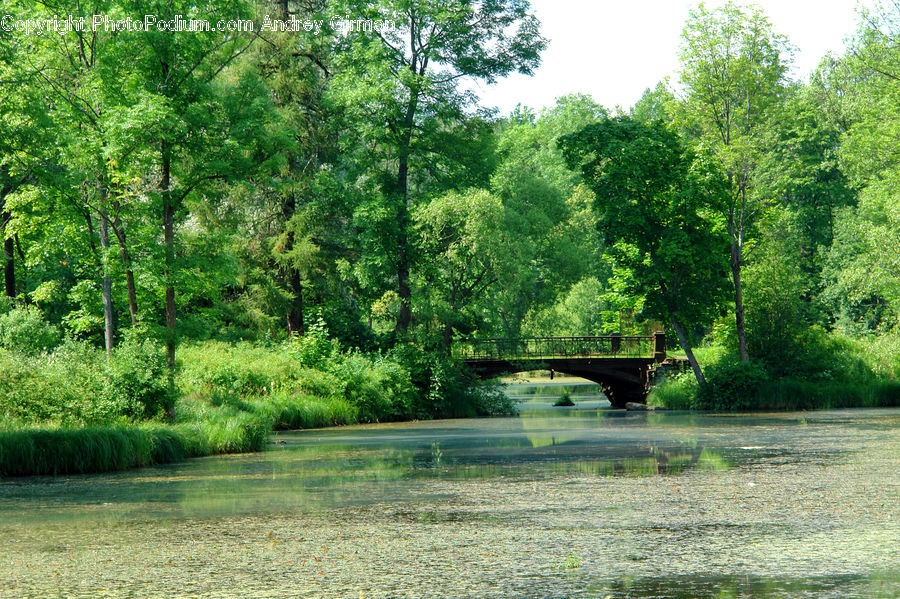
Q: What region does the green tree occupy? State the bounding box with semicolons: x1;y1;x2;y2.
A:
521;276;618;338
331;0;547;334
413;188;510;349
487;95;606;338
114;0;270;373
817;1;900;333
560;116;731;385
678;1;791;362
756;83;854;281
245;0;338;337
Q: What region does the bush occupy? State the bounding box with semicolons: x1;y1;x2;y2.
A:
695;358;769;411
332;352;415;422
647;371;697;410
554;392;575;407
284;318;340;369
650;329;900;411
0;344;117;426
389;344;516;418
105;335;174;419
0;307;61;355
178;341;347;404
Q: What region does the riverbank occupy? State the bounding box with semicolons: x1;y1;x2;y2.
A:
0;393;352;477
0;336;513;478
650;334;900;411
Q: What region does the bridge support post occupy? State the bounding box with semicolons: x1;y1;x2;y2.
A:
603;382;647;409
653;331;666;362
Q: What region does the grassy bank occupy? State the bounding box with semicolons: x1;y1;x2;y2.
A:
0;327;513;477
649;332;900;411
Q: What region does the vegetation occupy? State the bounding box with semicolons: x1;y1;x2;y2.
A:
553;392;575;407
0;313;512;475
649;332;900;411
2;0;900;476
560;116;731;385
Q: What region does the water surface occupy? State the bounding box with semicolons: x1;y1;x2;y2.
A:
2;386;898;598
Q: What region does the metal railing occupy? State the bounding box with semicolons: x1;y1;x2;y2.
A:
453;335;656;361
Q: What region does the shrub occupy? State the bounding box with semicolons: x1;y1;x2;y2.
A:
284;318;340;369
554;392;575;407
179;341;291;398
647;371;697;410
105;335;174;419
178;340;346;401
331;352;415;422
695;358;769;411
389;344;516;418
0;344;118;426
0;307;61;355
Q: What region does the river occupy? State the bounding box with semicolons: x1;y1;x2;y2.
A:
1;383;898;598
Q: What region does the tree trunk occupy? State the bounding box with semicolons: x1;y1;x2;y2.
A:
731;238;749;362
279;189;305;336
1;177;14;298
394;157;412;334
99;203;115;361
441;323;453;353
161;139;176;378
2;232;13;299
13;234;26;304
121;248;139;328
394;83;419;334
1;196;12;298
111;209;138;327
287;266;304;335
730;184;749;362
670;315;706;387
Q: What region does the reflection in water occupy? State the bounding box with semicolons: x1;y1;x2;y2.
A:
591;572;900;599
1;398;898;599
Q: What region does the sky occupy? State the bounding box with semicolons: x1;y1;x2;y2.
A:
472;0;868;115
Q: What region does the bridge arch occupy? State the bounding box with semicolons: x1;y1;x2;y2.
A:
454;334;666;408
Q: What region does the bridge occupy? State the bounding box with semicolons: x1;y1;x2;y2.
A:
454;333;667;408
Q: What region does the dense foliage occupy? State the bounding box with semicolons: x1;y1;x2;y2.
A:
1;0;899;472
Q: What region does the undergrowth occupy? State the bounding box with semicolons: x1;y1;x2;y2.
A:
1;324;512;477
649;330;900;411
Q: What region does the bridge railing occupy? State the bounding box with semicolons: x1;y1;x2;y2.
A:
453;335;657;361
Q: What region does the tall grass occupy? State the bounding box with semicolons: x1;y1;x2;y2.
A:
0;424;208;477
1;332;513;477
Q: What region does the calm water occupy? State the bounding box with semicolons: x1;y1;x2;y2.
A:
1;383;898;598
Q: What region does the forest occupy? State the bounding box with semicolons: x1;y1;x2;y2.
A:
0;0;898;475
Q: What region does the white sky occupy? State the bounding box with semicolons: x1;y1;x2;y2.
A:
473;0;868;115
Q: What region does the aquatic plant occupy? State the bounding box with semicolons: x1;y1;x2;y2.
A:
553;392;575;407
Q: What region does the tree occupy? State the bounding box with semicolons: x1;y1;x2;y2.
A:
112;0;269;374
413;188;508;349
816;1;900;334
331;0;547;334
560;116;731;385
678;1;791;362
487;95;607;338
14;0;139;358
756;83;855;282
247;0;338;337
0;4;40;301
